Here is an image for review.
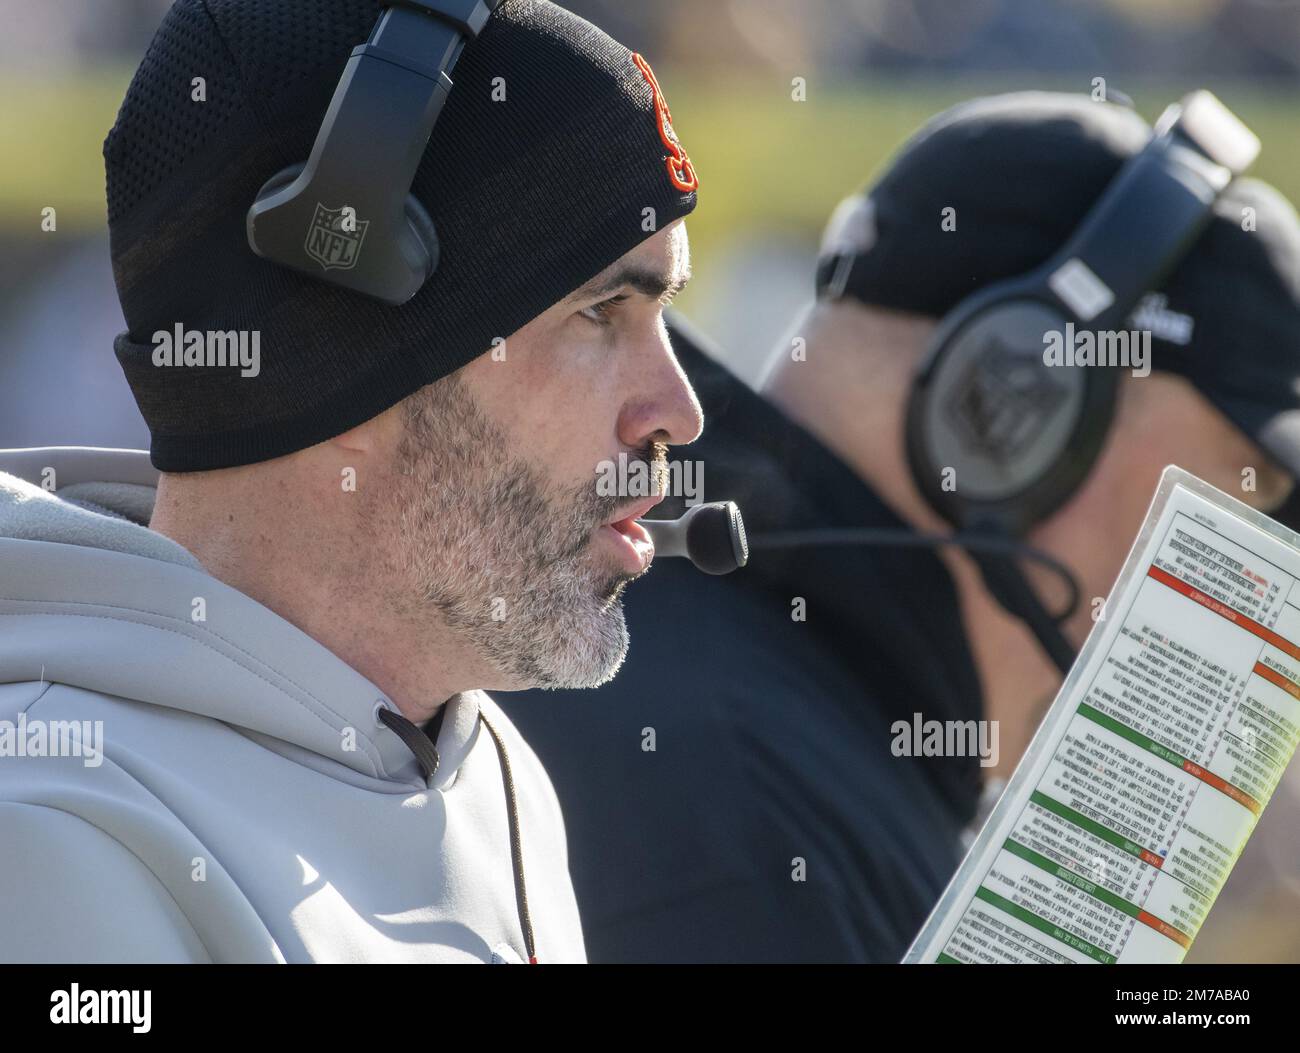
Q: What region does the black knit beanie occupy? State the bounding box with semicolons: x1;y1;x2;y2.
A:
813;91;1300;479
105;0;698;471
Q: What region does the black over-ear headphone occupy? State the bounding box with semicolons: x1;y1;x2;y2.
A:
246;0;505;305
788;93;1259;672
897;91;1259;671
905;90;1259;537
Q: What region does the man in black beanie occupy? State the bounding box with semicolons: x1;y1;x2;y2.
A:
0;0;700;963
499;91;1300;963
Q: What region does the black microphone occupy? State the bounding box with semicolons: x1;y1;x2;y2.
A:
638;501;749;575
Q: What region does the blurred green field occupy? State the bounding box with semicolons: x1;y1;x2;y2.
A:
3;68;1297;317
0;69;136;228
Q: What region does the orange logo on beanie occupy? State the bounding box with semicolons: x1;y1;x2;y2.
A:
632;53;698;193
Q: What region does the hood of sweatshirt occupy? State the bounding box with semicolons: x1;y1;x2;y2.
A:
0;446;478;786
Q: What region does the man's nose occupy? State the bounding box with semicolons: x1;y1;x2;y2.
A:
617;338;704;451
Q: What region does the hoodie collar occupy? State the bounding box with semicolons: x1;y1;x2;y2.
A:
0;448;478;786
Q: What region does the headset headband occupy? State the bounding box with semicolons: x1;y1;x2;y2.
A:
246;0;505;305
1039;92;1259;333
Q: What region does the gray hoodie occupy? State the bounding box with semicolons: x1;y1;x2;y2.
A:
0;447;585;963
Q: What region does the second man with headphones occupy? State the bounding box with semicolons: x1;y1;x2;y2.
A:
498;89;1300;963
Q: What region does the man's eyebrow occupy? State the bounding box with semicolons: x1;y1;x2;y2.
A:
565;264;691;305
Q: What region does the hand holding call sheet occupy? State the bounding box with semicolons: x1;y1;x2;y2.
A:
905;467;1300;964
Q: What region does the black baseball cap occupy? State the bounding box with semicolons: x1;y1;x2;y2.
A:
815;91;1300;479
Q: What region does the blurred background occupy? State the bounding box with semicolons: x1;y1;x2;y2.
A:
1;0;1298;962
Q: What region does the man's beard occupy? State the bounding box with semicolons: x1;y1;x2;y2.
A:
381;373;661;690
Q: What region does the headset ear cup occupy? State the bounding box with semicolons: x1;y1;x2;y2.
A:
907;298;1110;535
403;193;440;283
249;165;440;288
904;359;945;520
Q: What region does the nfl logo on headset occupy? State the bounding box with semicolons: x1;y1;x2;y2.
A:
304;203;369;271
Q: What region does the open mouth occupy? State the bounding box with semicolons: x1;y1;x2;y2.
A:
597;496;663;574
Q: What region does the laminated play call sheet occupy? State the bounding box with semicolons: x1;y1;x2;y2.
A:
905;467;1300;964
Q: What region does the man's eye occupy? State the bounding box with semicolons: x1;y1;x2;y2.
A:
580;294;629;326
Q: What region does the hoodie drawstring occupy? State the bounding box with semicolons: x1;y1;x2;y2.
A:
477;710;537;964
378;706;442;780
377;704;537;964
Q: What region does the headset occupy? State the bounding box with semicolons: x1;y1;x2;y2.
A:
904;91;1258;538
246;0;505;305
811;91;1261;673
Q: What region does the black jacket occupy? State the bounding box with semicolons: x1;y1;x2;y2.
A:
498;321;986;962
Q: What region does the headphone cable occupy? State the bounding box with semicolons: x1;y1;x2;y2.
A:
750;526;1079;675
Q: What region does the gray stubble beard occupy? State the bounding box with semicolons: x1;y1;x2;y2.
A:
382;373;639;690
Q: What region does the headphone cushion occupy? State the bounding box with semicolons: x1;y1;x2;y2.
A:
403;193;439;278
907;298;1114;534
